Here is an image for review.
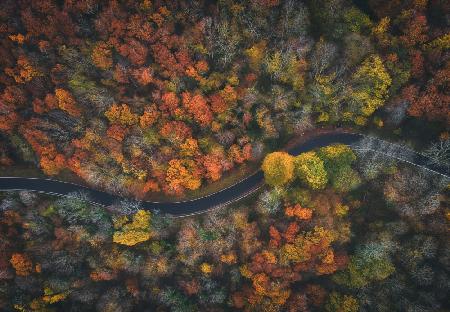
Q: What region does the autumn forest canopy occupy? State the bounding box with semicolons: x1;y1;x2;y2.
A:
0;0;448;199
0;0;449;311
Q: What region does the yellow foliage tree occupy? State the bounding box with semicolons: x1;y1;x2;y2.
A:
245;41;267;71
200;262;213;274
43;287;68;304
113;210;153;246
105;104;139;126
261;152;294;187
325;292;359;312
252;273;291;305
348;55;391;118
265;51;283;78
220;253;237;264
280;226;335;265
280;54;308;91
372;17;391;47
180;138;199;157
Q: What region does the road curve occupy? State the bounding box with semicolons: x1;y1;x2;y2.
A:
0;132;448;216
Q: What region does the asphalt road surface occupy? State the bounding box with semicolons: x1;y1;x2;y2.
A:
0;132;447;216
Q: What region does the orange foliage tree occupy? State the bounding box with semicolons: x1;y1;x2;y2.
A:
10;253;33;276
209;93;228;114
91;41;113;70
5;55;42;83
133;67;153;86
19;119;66;175
285;204;313;220
202;152;225;181
55;88;81;117
235;212;347;309
181;92;213;127
165;159;202;194
140;105;159;128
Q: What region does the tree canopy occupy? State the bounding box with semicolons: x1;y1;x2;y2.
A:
294;151;328;190
261;152;295;187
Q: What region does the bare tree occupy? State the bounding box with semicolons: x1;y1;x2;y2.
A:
352;136;415;163
109;198;142;216
423;139;450;170
309;40;337;77
204;17;240;67
384;167;447;217
278;0;310;41
356;149;396;180
384;99;409;126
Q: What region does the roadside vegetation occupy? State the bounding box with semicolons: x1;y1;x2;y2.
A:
0;0;448;201
1;146;448;311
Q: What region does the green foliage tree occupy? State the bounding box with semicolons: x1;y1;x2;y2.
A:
318;144;360;192
159;287;197;312
330;167;361;193
343;7;373;34
318;144;356;169
294;151;328;190
333;243;395;288
307;0;347;40
257;187;284;215
55;192;111;232
325;292;359;312
286;187;311;206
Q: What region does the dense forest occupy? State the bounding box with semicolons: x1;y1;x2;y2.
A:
0;0;449;311
0;0;448;198
1;146;449;311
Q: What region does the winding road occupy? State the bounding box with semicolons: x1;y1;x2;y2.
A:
0;131;448;217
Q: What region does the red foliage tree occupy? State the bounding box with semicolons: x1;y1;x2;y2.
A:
161;92;180;115
127;14;153;42
410;50;424;78
107;124;128;142
160;121;192;145
0;112;19;132
133;67;153;86
151;43;182;77
284;222;300;243
181;92;213;127
118;39;148;66
113;64;129;83
408;84;450;123
269;226;282;248
399;14;429;47
209;93;228;114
